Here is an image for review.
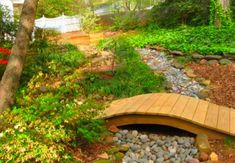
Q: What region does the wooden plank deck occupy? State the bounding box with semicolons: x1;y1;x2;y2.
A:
103;93;235;139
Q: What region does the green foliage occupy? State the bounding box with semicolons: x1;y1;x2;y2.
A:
224;137;235;150
175;56;193;65
81;8;101;33
123;25;235;55
0;69;106;162
232;0;235;21
111;11;142;31
0;5;17;48
21;42;85;85
46;50;86;68
83;38;166;98
0;30;106;161
150;0;210;27
36;0;79;18
77;119;105;143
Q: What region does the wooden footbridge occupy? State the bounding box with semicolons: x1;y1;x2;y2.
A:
103;93;235;139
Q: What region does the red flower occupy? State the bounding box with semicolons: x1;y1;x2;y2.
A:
0;48;11;65
0;60;9;64
0;48;11;55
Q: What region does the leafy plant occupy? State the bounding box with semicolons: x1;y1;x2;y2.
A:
175;56;193;65
224;137;235;150
21;43;85;85
81;8;101;33
0;5;18;48
122;24;235;55
0;69;106;162
111;11;141;31
36;0;79;18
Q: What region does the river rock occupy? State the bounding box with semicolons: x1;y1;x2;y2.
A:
119;144;130;152
197;89;209;100
114;152;125;160
113;137;119;142
195;134;211;154
132;130;138;137
117;130;199;163
219;58;232;65
170;50;184;56
39;86;47;93
172;61;184;69
186;158;200;163
201;80;211;86
208;60;219;66
199;152;209;161
140;135;149;143
108;125;119;133
190;148;198;155
192;53;204;59
156;157;164;162
97;152;109;159
185;69;197;78
137;48;204;98
115;133;122;139
199;59;208;64
210;152;219;161
168;146;177;155
204;55;222;60
223;54;235;61
104;136;114;144
130;144;140;152
120;129;129;135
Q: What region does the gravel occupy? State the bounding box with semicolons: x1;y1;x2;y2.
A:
137;48;204;98
113;130;199;163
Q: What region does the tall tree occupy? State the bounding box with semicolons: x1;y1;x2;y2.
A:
0;0;39;112
211;0;231;27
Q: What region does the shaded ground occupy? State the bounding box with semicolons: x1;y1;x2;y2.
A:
190;62;235;109
209;139;235;163
73;143;112;163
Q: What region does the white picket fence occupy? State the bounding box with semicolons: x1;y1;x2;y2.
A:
12;0;25;4
35;14;81;33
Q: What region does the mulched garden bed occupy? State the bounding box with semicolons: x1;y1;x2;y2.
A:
190;62;235;109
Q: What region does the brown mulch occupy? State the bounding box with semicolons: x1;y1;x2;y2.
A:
189;62;235;109
209;139;235;163
73;142;112;163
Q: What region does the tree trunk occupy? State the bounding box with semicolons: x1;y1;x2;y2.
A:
220;0;230;10
0;0;39;113
215;0;231;27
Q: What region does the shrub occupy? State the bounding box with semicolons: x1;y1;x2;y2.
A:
150;0;210;27
111;11;141;31
81;8;101;33
21;43;85;85
0;69;106;162
0;5;17;48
